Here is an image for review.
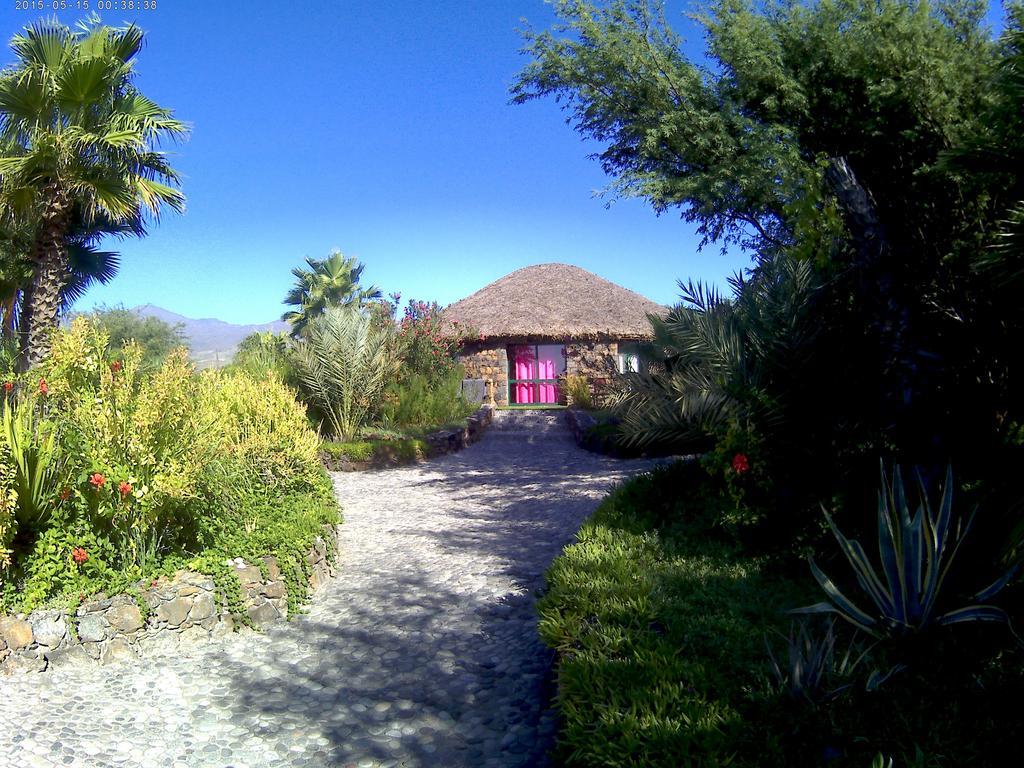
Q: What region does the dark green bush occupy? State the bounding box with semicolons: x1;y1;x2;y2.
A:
381;367;474;429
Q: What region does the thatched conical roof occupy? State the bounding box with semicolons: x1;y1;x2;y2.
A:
444;263;666;341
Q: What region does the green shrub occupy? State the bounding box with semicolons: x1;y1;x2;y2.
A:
0;317;340;614
563;374;593;410
321;440;376;463
228;331;298;387
381;367;474;429
83;305;188;371
201;369;321;491
320;437;428;465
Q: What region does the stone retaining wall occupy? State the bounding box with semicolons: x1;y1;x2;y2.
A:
326;406;494;472
0;525;338;675
564;406;600;449
423;405;493;455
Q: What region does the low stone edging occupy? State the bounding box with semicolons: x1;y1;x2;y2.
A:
423;405;493;456
564;406;600;448
0;524;339;675
325;406;494;472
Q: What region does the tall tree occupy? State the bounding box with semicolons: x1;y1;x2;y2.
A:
0;17;187;368
513;0;1005;463
282;251;382;337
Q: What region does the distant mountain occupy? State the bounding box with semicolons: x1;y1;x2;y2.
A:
131;304;289;368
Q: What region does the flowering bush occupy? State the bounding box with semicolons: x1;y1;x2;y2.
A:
396;299;462;380
0;317;337;612
369;296;475;428
700;422;771;527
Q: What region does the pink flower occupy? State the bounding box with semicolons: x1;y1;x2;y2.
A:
118;481;132;497
89;473;106;488
72;547;89;565
38;378;48;396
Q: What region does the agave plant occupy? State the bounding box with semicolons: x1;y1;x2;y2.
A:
766;617;865;705
795;464;1020;639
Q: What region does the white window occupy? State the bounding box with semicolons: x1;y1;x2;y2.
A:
617;344;643;374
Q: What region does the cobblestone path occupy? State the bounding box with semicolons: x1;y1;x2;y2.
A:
0;412;655;767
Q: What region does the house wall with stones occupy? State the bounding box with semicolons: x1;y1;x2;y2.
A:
459;344;510;406
459;340;625;406
0;527;338;675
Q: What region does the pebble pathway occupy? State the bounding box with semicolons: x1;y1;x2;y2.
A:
0;411;656;767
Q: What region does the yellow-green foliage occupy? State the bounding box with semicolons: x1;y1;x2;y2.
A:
563;374;593;410
44;320;218;532
200;370;321;489
0;317;340;612
0;447;16;571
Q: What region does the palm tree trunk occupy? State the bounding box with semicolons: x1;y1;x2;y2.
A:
0;293;15;341
19;185;72;371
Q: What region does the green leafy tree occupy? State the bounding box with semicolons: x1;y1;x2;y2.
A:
85;305;186;369
0;17;187;369
282;251;382;337
514;0;1008;466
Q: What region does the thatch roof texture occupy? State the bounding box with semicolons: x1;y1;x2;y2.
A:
444;263;665;341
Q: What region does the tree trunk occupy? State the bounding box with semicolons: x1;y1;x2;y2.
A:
825;157;921;442
19;185;72;371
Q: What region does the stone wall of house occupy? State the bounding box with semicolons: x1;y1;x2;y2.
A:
460;341;625;407
0;526;338;675
459;344;509;406
565;342;620;404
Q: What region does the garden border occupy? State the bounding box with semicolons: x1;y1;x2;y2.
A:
321;405;494;471
0;524;339;675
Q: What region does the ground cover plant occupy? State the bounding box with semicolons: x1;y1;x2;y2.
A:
0;318;339;616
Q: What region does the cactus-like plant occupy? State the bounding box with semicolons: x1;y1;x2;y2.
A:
766;617;865;704
794;464;1019;638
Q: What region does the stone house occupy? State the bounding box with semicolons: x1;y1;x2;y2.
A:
444;263;666;406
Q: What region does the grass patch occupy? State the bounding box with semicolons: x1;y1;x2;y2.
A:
541;461;1024;767
539;460;810;766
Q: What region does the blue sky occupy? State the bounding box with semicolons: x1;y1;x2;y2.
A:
0;1;1008;323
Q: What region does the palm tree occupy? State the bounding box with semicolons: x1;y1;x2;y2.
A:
293;306;399;441
282;251;382;337
0;17;187;368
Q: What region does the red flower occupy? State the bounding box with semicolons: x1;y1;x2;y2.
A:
111;360;122;373
88;473;106;488
3;381;12;394
118;481;132;497
731;453;750;474
72;546;89;564
38;378;48;396
59;487;71;502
